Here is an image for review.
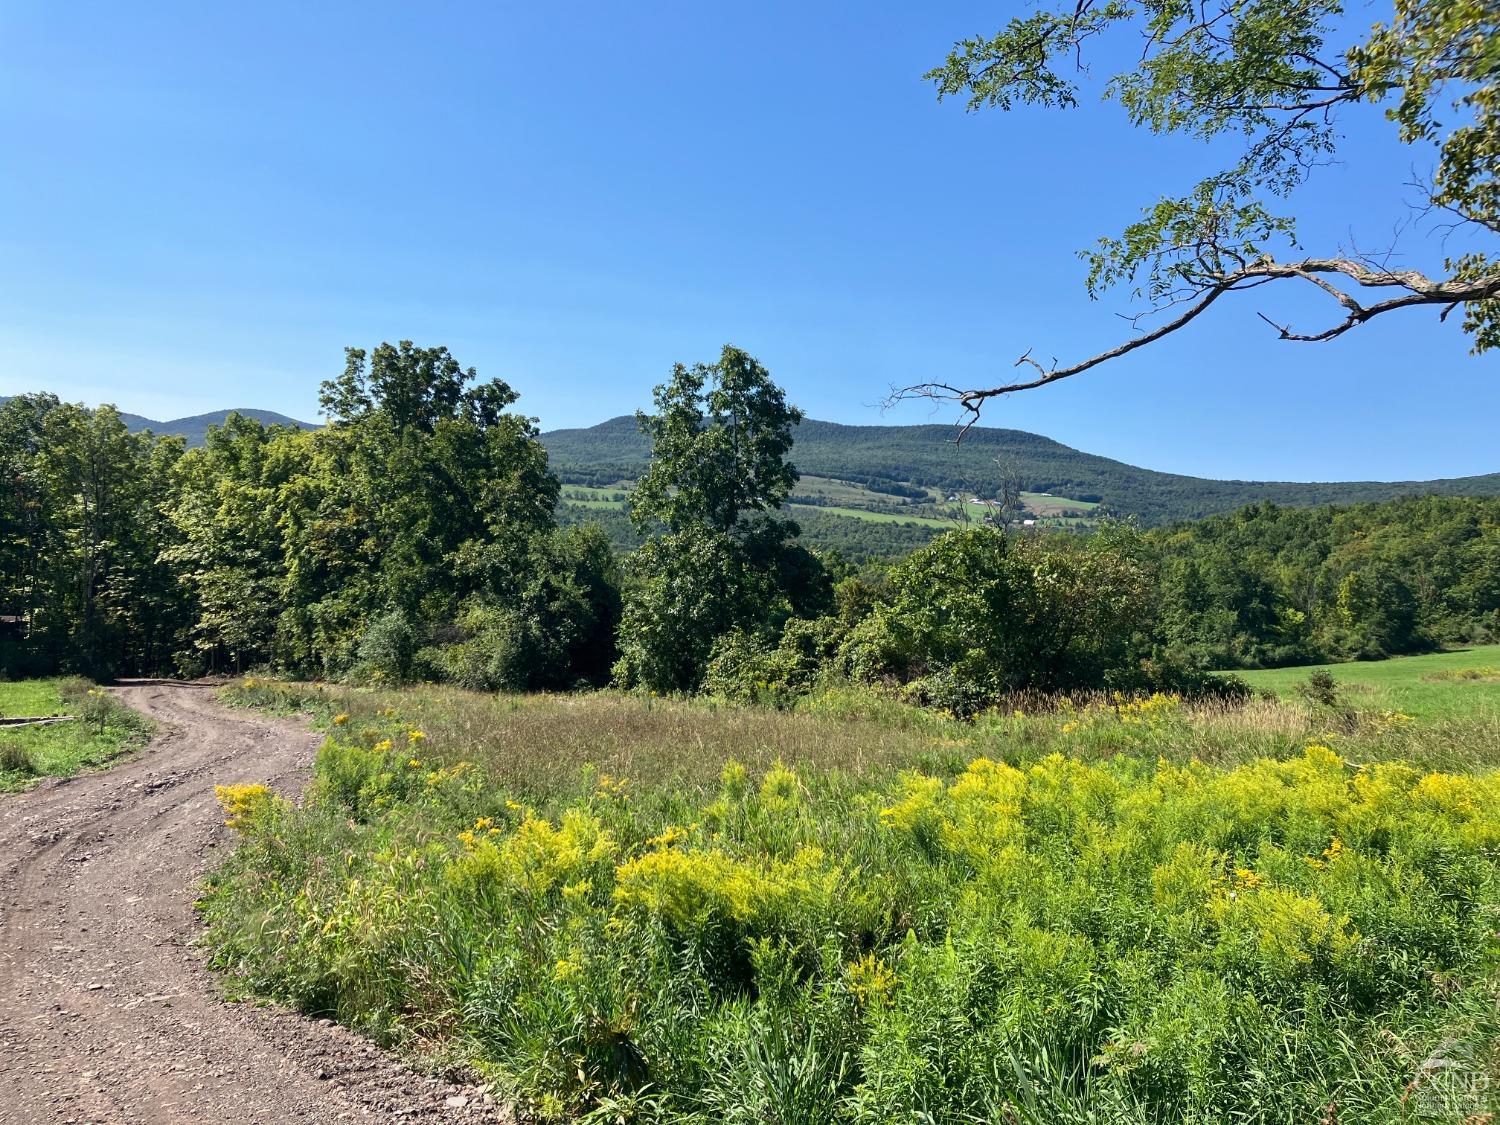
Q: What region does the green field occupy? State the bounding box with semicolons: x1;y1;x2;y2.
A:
560;475;1100;536
0;679;152;791
1235;645;1500;719
1021;491;1100;513
794;503;959;528
0;679;68;718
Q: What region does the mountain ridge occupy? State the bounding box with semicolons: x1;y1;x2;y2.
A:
0;397;315;446
6;395;1497;526
541;415;1500;526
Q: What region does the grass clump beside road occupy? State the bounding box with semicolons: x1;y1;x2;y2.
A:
0;678;152;791
203;678;1500;1122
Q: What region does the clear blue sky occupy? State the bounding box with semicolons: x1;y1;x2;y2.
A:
1;0;1494;482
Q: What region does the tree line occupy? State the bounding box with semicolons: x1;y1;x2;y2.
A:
3;341;1496;708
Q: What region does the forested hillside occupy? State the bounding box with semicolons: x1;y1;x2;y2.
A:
1147;496;1500;668
0;397;313;446
544;415;1500;526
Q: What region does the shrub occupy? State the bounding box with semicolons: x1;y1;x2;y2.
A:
354;609;418;684
0;740;35;775
841;528;1155;715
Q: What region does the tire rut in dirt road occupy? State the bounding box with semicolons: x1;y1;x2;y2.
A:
0;681;509;1125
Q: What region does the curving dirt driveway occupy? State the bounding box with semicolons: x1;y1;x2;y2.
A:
0;680;508;1124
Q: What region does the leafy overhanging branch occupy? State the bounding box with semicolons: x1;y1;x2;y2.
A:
902;0;1498;429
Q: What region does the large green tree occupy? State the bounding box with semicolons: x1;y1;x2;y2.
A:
0;395;184;676
162;413;298;672
279;341;559;675
615;345;831;692
899;0;1498;421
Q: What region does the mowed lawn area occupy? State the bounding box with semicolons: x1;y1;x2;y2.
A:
0;679;70;719
1235;644;1500;719
0;679;151;791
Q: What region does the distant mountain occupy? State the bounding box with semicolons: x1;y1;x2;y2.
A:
542;416;1500;527
127;408;317;446
0;397;315;446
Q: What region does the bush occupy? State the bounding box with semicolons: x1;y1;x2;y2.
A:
841;528;1155;716
703;618;845;708
0;740;35;775
354;609;418;684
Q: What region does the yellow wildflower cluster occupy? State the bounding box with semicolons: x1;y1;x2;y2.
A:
449;809;617;898
332;713;349;726
613;843;840;932
875;744;1498;978
847;952;898;1007
758;761;802;808
596;773;630;800
214;782;276;831
1058;692;1182;737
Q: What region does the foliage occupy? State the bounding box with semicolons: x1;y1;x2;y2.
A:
1148;496;1500;667
0;395;186;677
428;526;621;691
0;344;602;688
840;526;1158;715
203;681;1500;1122
615;346;832;693
914;0;1498;405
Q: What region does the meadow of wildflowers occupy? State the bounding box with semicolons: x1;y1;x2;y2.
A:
202;680;1500;1122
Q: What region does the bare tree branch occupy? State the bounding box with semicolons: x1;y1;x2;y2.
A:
890;257;1500;435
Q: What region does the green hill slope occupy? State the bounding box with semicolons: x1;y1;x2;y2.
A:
542;416;1500;527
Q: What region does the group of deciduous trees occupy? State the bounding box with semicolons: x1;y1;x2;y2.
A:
0;343;616;686
1148;496;1500;667
4;340;1497;708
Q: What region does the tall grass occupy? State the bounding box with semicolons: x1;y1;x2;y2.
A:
205;679;1500;1122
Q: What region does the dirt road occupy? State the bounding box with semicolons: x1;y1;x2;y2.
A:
0;681;507;1124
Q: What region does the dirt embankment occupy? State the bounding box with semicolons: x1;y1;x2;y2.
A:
0;680;506;1124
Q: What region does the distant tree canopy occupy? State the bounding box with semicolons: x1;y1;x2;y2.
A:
900;0;1498;421
2;348;1496;701
1146;494;1500;666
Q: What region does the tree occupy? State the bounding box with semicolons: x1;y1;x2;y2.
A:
280;342;558;675
162;414;294;672
897;0;1498;424
0;396;184;676
615;345;831;692
629;345;803;537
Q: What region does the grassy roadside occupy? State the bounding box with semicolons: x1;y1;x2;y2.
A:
0;678;153;792
203;678;1500;1122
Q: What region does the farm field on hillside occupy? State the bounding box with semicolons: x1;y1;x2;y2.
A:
204;679;1500;1123
1236;645;1500;720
